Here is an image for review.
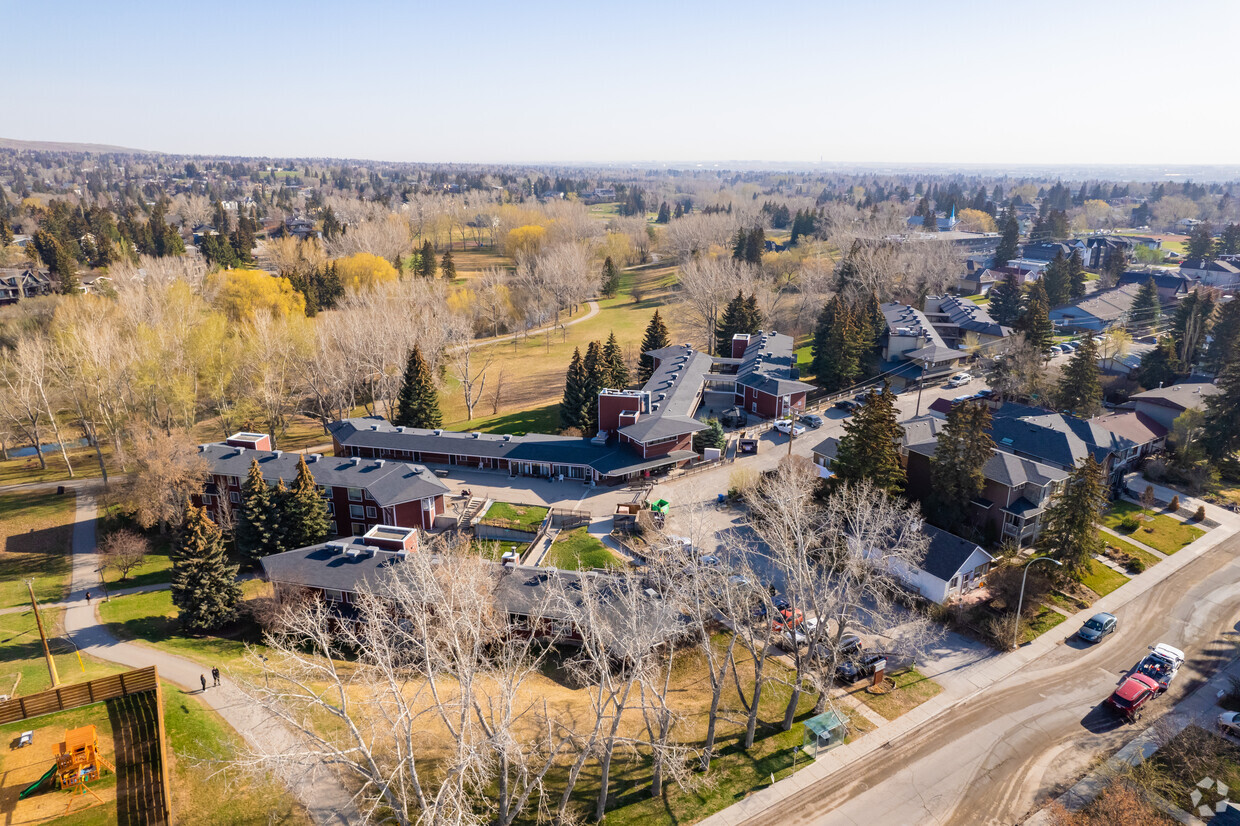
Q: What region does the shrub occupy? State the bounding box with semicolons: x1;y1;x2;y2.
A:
1128;558;1146;574
1140;485;1157;510
1169;495;1180;512
1195;505;1206;521
1119;515;1141;532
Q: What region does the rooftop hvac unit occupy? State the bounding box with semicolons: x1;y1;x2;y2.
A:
345;547;363;558
396;426;407;433
350;456;361;466
308;453;321;463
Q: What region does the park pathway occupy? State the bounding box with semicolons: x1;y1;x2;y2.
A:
461;299;600;350
62;492;358;825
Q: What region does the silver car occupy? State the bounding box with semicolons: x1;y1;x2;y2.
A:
1078;612;1117;643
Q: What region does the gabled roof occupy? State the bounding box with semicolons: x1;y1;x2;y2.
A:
1180;258;1240;274
906;439;1068;488
1092;411;1167;445
988;411;1136;469
920;524;992;583
1050;282;1142;321
732;331;814;397
200;443;448;506
1129;381;1219;410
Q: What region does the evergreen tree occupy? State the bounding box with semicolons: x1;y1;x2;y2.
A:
989;270;1025;326
601;256;621;297
418;240;437;278
1136;336;1182;389
1186;222;1215;259
440;249;456;280
582;340;604;432
638;310;670;384
1040;455;1107;581
271;478;291;556
393;346;442;428
171;503;242;632
831;385;904;496
0;218;12;247
993;213;1020;268
1129;276;1161;332
655;202;671;223
1042;250;1070;307
1172;290;1215;366
743;226;765;264
1067;248;1086;299
284;455;330;549
1102;246;1128;286
392;252;404;276
1202;359;1240;463
693;418;726;453
560;347;590;431
1204;297;1240;375
731;229;747;261
922;209;938;231
601;331;629;389
1017;281;1055;355
716;291;747;355
742;292;763;333
928;400;995;533
1218;223;1240;256
810;296;872;392
236;459;277;566
1056;337;1103;417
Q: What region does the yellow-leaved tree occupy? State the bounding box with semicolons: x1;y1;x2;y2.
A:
505;225;547;257
207;269;306;323
956;208;997;233
334;252;399;292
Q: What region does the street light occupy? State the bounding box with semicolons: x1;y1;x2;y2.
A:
1013;557;1062;649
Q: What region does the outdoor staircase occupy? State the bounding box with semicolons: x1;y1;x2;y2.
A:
458;496;490;529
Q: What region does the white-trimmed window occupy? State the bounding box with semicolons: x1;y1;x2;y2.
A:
348;487;363;501
325;502;334;515
349;504;364;519
230;491;241;504
366;506;377;519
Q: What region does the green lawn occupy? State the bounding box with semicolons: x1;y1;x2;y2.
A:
97;582;271;671
481;501;549;529
1101;501;1205;555
1081;558;1129;597
459;402;560;435
852;667;942;721
96;509;175;590
1019;606;1068;644
1100;533;1162;570
544;528;622;571
0;489;78;609
470;538;529;560
0;443;116;487
0;608;125;696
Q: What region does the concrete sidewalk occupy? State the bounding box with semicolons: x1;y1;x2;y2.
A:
701;501;1240;826
62;492;357;825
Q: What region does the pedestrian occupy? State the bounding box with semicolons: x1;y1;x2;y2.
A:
200;674;207;692
85;591;92;604
212;667;220;687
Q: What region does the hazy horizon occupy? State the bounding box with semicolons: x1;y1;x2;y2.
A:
16;0;1240;166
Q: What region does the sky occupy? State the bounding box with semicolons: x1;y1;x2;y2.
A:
11;0;1240;166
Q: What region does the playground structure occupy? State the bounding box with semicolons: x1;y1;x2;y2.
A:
16;724;115;815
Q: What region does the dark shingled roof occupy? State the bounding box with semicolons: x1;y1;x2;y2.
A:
200;444;448;506
920;524;991;582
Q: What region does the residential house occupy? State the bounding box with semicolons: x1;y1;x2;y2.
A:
197;432;450;535
1098;341;1155;377
1092;411;1167;462
1084;236;1134;270
895;525;995;604
284;216;320;241
1117;270;1193;303
1127;381;1219;430
1049;283;1143;332
1004;257;1053;275
921;295;1011;352
1179;258;1240;289
0;268;54;304
879;302;967;389
1021;240;1086;263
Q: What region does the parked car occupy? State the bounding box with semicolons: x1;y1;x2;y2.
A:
835;653;888;684
1136;643;1185;692
799;413;825;429
808;633;862;664
1218;712;1240;737
774;419;807;436
1107;672;1160;721
854;389;879;402
1077;612;1118;643
1049;344;1066;356
973;388;994;399
834;399;859;414
946;372;972;388
777;617;819;651
720;406;748;428
1060;341;1078;352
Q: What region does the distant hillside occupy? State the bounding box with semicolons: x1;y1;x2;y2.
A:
0;136;154;154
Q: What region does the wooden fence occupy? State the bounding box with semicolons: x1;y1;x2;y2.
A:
549;508;590;530
0;665;159;725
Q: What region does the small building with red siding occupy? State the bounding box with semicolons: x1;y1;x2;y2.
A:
197;434;449;537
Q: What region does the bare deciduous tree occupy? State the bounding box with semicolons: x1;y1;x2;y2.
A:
99;528;149;581
124;427;207;533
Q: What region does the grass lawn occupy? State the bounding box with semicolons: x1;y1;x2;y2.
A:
0;443;115;487
481;501;549;530
545;528;622;571
458;402;561;435
1020;606;1068;644
1100;533;1162;570
1143;725;1240;813
1102;501;1205;555
470;538;529;560
1081;558;1129;597
97;581;271;671
0;489;78;609
0;608;127;696
850;668;942;721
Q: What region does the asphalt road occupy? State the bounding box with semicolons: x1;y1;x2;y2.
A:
740;529;1240;826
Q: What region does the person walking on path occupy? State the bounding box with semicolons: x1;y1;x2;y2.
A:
212;667;220;687
200;674;207;692
85;591;91;604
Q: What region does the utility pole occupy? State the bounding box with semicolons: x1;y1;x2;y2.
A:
26;580;59;688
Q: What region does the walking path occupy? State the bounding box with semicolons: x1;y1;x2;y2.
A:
62;492;357;825
461;300;600;350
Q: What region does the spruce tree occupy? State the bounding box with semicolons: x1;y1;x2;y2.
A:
928;400;994;533
582;341;604;432
716;291;747;354
601;256;620;297
1042;250;1070;307
744;227;764;264
1136;336;1181;389
561;348;589;431
1186;222;1215;259
419;240;437;278
1202;359;1240;463
922;210;938;231
1204;297;1240;375
284;455;330;549
1129;276;1161;332
638;310;670;384
1056;337;1103;417
1067;248;1087;299
742;292;763;333
993;213;1020;268
1040;455;1107;582
171;503;241;632
236;459;277;566
831;385;904;496
440;249;456;280
393;345;442;428
693;418;726;453
1018;282;1055;355
988;270;1025;326
601;331;629;389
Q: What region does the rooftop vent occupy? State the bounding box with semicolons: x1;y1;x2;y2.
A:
370;424;380;431
235;446;245;454
325;541;349;555
272;450;283;457
308;453;322;463
652;403;660;411
375;459;385;467
198;444;208;452
396;426;407;433
350;456;361;466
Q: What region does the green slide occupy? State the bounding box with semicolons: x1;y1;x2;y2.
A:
18;764;57;800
